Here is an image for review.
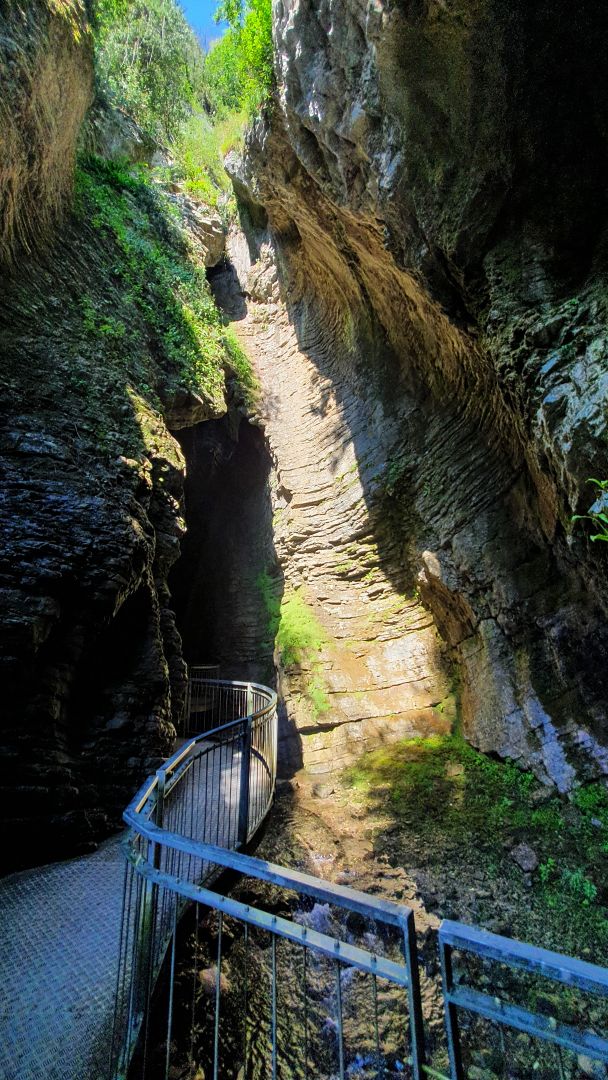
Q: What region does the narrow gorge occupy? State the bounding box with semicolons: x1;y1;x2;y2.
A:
2;1;608;1078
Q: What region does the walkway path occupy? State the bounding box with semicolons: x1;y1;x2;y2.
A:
0;739;247;1080
0;837;125;1080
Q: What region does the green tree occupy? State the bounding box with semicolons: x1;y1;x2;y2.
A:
204;0;273;117
94;0;206;144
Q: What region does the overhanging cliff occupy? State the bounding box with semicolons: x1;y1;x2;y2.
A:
224;0;608;789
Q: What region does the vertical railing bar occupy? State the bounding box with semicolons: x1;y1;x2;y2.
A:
213;912;223;1080
238;717;253;847
404;911;426;1080
555;1042;568;1080
214;742;221;848
189;903;200;1070
303;944;308;1080
271;931;278;1080
164;899;178;1080
142;881;160;1077
125;872;144;1053
228;728;236;850
204;749;210;843
243;922;250;1079
108;857;131;1076
440;940;464;1080
372;973;383;1080
335;960;345;1080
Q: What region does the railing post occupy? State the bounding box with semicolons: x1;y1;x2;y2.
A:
403;910;426;1080
155;770;166;855
238;716;253;847
440;936;464;1080
183;670;191;738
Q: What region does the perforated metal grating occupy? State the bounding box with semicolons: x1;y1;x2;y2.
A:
0;836;125;1080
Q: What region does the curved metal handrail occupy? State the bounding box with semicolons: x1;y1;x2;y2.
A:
112;677;278;1077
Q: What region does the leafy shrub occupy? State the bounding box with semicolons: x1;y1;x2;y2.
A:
572;478;608;542
173;112;247;204
93;0;206;145
205;0;273;118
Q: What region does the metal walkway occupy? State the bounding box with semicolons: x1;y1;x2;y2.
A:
0;678;278;1080
0;837;125;1080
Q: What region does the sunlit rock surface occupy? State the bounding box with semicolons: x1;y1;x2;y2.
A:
225;0;608;787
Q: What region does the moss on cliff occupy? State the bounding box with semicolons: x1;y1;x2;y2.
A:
74;155;243;417
344;735;608;959
0;146;257;862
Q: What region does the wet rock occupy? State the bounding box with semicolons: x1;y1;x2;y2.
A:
198;966;229;996
577;1053;607;1079
510;843;539;873
313;782;335;799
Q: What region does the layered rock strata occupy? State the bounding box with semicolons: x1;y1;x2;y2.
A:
212;240;454;776
223;0;608;788
0;2;232;868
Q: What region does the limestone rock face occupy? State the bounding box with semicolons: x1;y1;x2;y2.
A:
212;239;454;777
0;22;227;864
0;0;93;264
85;99;160;167
227;0;608;787
166;193;226;269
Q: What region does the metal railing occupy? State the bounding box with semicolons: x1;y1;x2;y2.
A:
110;678;278;1078
440;920;608;1078
111;675;608;1080
182;665;220;735
116;834;426;1080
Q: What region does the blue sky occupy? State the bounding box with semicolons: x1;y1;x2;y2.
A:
179;0;227;48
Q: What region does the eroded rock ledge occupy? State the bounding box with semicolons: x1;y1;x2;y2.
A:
225;0;608;789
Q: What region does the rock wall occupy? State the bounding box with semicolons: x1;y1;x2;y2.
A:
0;0;93;264
226;0;608;788
212;233;454;777
0;3;232;868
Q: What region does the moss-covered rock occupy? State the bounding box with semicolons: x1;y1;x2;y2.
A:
0;146;241;866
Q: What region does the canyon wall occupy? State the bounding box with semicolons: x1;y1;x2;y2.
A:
226;0;608;789
2;0;608;872
0;1;233;868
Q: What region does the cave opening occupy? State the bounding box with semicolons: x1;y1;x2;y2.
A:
169;415;279;686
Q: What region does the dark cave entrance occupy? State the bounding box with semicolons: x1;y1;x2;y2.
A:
169;416;279;685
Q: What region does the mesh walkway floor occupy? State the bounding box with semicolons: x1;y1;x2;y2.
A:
0;741;247;1080
0;836;125;1080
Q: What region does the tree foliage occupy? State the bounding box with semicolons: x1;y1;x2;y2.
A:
93;0;206;144
203;0;273;118
91;0;274;204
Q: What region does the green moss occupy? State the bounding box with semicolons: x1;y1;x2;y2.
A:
222;325;260;410
257;576;330;717
75;155;260;417
275;592;327;665
343;735;608;952
172;111;247;207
